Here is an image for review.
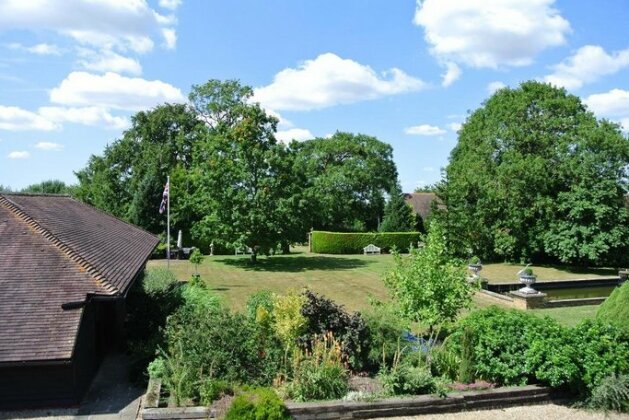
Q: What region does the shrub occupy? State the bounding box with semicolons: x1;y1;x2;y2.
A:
147;357;167;379
181;283;222;311
247;290;275;322
588;374;629;413
288;333;349;401
125;268;183;382
225;388;291;420
570;320;629;394
299;290;369;370
597;281;629;336
311;231;421;254
378;364;435;396
458;327;475;384
164;298;282;388
272;291;307;352
362;302;409;372
199;378;233;406
450;307;577;387
383;222;472;330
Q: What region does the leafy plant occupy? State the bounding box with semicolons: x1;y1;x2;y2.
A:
469;256;481;265
458;327;475;384
522;267;534;276
199;378;233;406
588;374;629;413
299;290;369;370
225;387;291;420
383;221;472;331
597;282;629;335
362;302;409;372
288;333;349;401
147;357;167;379
189;248;204;276
272;291;307;352
247;290;275;322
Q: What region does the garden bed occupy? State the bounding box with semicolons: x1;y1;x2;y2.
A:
141;382;554;419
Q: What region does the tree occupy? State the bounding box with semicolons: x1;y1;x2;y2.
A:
75;103;206;234
293;132;398;232
379;187;415;232
382;221;472;331
186;80;301;262
436;81;629;266
21;179;75;195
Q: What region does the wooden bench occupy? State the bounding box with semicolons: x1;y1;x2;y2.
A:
235;247;253;255
363;244;381;255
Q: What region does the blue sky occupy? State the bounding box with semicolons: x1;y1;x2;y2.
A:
1;0;628;192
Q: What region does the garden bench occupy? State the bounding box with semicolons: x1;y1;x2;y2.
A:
363;244;381;255
235;246;253;255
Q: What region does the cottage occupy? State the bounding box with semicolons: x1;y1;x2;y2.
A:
0;193;158;408
403;192;438;222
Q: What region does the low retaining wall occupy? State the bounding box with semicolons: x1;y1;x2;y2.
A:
141;380;553;419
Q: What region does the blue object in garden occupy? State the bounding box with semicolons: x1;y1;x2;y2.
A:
402;331;435;353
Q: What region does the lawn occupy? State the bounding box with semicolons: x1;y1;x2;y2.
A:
148;248;609;325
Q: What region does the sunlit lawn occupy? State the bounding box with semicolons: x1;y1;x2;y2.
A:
147;247;609;325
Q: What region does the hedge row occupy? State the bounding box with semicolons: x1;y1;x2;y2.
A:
311;231;421;254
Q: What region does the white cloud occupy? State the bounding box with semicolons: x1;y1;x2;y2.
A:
441;62;461;87
0;105;57;131
585;89;629;130
39;106;130;130
0;0;176;54
414;0;570;69
50;71;185;111
161;28;177;49
447;122;462;132
544;45;629;90
7;42;62;55
487;81;507;94
254;53;425;111
275;128;314;144
35;142;64;151
405;124;446;136
159;0;182;10
8;151;30;159
77;49;142;75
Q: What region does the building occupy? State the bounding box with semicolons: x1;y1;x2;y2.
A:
403;192;438;223
0;193;159;408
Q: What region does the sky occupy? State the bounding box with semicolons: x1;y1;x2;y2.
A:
0;0;628;192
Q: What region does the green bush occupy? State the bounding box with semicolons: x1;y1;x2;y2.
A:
225;388;291;420
588;374;629;413
450;307;577;387
378;364;435;396
299;290;369;371
247;290;275;322
288;333;349;401
164;297;283;389
362;303;408;372
597;281;629;335
450;307;629;395
126;268;183;382
199;378;233;406
147;358;167;379
311;231;421;254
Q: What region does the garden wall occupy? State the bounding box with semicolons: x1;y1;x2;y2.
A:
311;231;421;254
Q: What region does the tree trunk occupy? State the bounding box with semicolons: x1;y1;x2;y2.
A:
281;241;290;254
250;251;257;264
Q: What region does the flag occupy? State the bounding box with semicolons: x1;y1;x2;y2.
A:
159;180;169;214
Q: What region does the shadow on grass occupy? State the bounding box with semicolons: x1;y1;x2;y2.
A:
214;255;372;272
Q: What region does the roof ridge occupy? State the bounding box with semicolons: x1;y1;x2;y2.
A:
0;195;119;295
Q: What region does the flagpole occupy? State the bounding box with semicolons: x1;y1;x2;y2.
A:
167;175;170;269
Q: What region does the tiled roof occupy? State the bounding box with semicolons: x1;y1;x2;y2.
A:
0;194;159;363
403;192;438;220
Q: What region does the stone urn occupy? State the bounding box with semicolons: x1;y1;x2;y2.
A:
467;258;483;284
518;271;538;294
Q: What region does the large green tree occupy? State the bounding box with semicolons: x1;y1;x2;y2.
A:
75;103;206;233
293;132;398;232
184;80;302;262
436;81;629;266
21;180;75;195
379;187;415;232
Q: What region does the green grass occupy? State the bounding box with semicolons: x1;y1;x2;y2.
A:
481;263;615;284
530;305;599;328
148;247;393;312
147;247;608;326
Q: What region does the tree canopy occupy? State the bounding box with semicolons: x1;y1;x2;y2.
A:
293;132;398;232
436;81;629;266
379;187;415;232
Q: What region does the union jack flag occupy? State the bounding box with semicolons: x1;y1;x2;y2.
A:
159;180;169;214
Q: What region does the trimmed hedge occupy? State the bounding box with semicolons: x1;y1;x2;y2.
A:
597;281;629;335
311;231;421;254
